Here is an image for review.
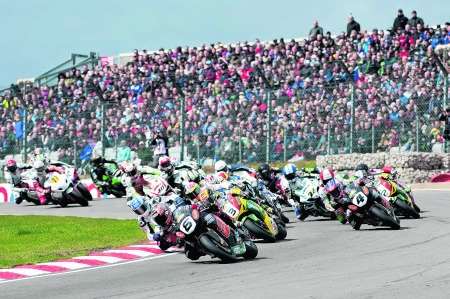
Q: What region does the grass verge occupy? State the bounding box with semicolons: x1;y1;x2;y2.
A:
0;215;145;268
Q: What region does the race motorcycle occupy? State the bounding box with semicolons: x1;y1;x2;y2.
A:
131;174;183;209
290;176;335;220
375;177;420;219
346;184;401;230
90;163;126;198
221;187;287;242
11;169;51;205
230;166;290;224
174;204;258;262
44;162;92;207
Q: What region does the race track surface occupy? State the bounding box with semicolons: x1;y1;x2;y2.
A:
1;190;450;299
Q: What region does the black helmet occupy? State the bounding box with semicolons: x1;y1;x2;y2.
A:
355;163;369;172
355;163;369;179
258;163;271;180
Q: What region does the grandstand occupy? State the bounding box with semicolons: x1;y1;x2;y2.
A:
0;19;449;171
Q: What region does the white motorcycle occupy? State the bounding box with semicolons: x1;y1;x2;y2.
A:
44;162;92;207
291;176;335;220
12;169;48;205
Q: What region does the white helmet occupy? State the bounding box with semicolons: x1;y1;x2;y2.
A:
214;160;228;173
121;162;137;176
33;160;45;172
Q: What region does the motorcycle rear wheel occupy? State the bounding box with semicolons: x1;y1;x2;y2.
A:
395;199;420;219
198;234;238;262
243;219;276;243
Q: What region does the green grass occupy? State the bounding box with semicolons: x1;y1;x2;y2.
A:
0;215;145;268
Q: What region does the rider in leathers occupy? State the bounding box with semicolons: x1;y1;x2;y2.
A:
5;159;32;204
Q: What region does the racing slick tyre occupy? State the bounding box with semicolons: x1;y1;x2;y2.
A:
369;206;400;230
77;183;93;201
70;186;89;207
280;213;290;224
395;199;420;219
199;234;238;263
243;240;258;259
243;219;276;243
275;222;287;240
110;186;126;198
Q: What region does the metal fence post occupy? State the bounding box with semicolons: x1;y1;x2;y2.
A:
444;73;448;153
114;136;118;160
73;140;78;169
179;97;186;162
371;123;375;153
415;105;419;152
196;139;200;165
327;127;331;155
266;89;272;163
238;128;242;163
350;83;355;154
283;127;287;161
22;108;28;163
101;101;105;157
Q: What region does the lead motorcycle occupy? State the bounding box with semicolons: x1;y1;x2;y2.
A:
44;162;92;207
174;204;258;262
346;184;401;230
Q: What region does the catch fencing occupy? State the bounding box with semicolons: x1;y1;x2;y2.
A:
0;49;449;179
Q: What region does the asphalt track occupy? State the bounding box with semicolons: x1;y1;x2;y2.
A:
1;190;450;299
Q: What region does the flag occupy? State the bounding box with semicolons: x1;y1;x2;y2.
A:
15;121;24;140
353;66;360;82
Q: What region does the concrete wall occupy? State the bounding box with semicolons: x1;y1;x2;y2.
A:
316;152;450;183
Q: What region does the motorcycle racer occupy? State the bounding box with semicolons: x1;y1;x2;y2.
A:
127;197;178;250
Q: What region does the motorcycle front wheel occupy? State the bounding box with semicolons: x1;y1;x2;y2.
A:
395;199;420;219
369;205;400;230
243;219;276;243
198;234;238;263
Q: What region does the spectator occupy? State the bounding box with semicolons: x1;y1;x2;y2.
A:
117;140;131;163
151;130;169;167
346;15;361;36
439;107;450;141
392;9;408;32
137;141;152;165
408;10;424;29
309;20;324;38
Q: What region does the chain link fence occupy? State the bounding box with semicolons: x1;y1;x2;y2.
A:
1;49;449;178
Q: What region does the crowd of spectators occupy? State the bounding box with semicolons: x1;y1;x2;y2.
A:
0;9;449;165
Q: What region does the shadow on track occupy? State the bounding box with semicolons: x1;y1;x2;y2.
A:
192;256;271;265
358;226;411;231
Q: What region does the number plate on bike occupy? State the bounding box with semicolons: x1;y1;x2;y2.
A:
223;202;240;220
180;216;196;235
352;192;368;207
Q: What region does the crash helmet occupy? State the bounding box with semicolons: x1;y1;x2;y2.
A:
184;181;201;201
282;163;297;180
158;156;174;174
127;196;150;216
319;168;335;184
214;160;228;173
33;160;46;173
151;202;173;226
6;159;17;172
355;163;369;179
120;162;137;177
257;163;272;181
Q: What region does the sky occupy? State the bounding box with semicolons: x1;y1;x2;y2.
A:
0;0;448;88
